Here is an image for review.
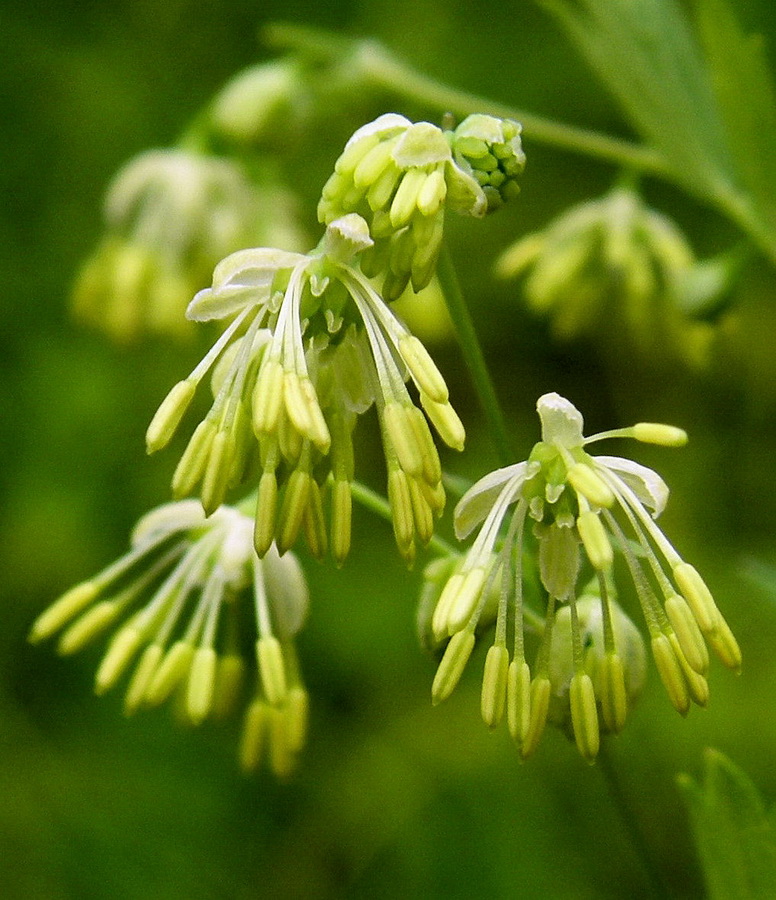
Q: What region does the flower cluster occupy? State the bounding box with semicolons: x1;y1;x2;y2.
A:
147;214;465;564
319;113;524;300
73;149;304;341
428;393;740;762
495;187;714;367
29;501;310;777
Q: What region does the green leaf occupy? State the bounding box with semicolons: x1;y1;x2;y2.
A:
538;0;736;203
678;748;776;900
693;0;776;239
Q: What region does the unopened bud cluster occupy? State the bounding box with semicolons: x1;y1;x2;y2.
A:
319;113;524;300
427;392;739;762
29;501;310;777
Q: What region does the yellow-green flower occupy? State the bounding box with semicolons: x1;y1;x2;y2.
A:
29;500;310;778
429;392;740;762
147;214;464;564
496;187;713;367
73;149;303;341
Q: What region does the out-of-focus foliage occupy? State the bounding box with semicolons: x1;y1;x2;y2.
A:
3;0;776;898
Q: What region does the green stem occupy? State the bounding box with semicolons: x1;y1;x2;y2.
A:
437;249;513;467
264;24;672;178
350;480;456;557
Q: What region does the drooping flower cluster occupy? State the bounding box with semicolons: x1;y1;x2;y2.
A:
73;149;305;341
319;113;525;300
147;214;465;565
29;501;310;777
495;187;715;367
428;392;740;762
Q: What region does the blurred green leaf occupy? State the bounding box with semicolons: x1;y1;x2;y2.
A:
694;0;776;236
537;0;735;201
678;748;776;900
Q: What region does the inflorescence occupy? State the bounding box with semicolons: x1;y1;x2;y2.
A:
426;393;740;763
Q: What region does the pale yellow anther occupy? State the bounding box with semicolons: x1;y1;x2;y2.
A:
651;634;690;716
416;168;447;216
269;706;296;780
145;640;195;705
432;630;476;705
632;422;688;447
706;615;742;673
239;698;269;772
331;479;352;566
670;634;709;707
201;430;232;516
212;654;246;720
285;686;309;753
673;563;719;635
567;463;615;508
521;676;551;759
399;335;449;404
282;371;314;439
507;659;532;744
58;601;121;656
384;403;423;477
420;394;466;451
570;672;600;763
576;511;613;571
447;567;487;633
186;646;218;724
252;359;284;435
277;469;311;554
335;132;381;176
665;594;709;675
172;420;216;498
599;652;628;733
408;478;434;547
390;168;426;227
405;406;442;485
257;636;287;705
254;471;278;558
353;138;395;189
124;643;163;715
94;625;144;694
481;644;509;729
299;377;331;452
431;572;464;640
302;480;328;560
29;582;99;643
146;380;196;454
388;468;415;554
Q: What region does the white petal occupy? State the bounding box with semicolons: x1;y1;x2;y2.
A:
392;122;452;168
594;455;669;516
444;160;487;217
262;547;310;639
343;113;411;150
131;500;205;547
537;392;584;448
454;461;537;540
211;248;307;291
186;285;265;321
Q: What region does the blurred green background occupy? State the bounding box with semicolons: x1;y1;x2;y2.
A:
3;0;776;897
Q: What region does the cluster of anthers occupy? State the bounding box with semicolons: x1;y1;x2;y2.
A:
30;502;309;777
427;393;740;762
